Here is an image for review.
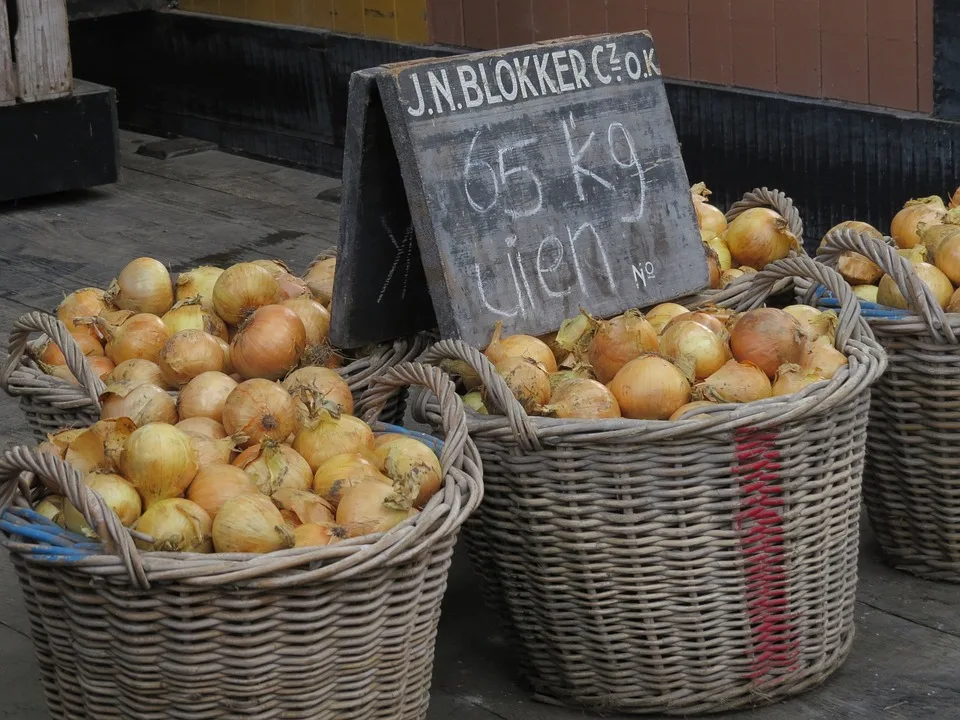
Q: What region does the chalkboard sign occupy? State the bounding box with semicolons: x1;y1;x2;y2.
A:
332;31;709;349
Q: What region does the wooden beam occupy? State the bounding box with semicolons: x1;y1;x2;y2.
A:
15;0;73;103
0;0;17;106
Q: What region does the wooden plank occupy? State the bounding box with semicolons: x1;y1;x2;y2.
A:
0;0;16;106
67;0;171;21
15;0;73;103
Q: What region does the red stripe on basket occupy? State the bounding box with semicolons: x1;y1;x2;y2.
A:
734;427;799;682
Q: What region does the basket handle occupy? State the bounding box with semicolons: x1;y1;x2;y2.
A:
0;311;105;407
725;187;805;248
816;226;955;343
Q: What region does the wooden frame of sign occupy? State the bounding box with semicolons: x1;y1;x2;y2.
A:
331;31;709;349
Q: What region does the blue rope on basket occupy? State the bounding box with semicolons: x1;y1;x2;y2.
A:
2;424;446;562
808;284;910;320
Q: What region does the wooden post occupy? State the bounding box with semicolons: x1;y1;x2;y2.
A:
0;0;16;105
15;0;72;102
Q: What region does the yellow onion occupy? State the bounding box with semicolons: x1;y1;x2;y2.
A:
439;359;482;393
47;429;84;455
951;187;960;209
277;273;311;300
222;379;297;446
213;262;280;325
720;268;746;288
463;391;488;414
495;357;551;414
159;330;225;387
822;221;884;285
703;231;732;271
36;495;65;525
725;208;798;269
272;488;335;526
293;523;338;547
105;257;174;315
176;371;238;423
93;313;170;365
540;377;621;420
120;423;199;507
37;439;64;459
281;296;331;347
878;262;953;310
215;337;234;375
538;331;566;366
237;441;313;495
86;418;137;472
282;366;353;422
373;435;443;507
294;412;375;473
949;287;960;312
548;363;596;392
134;498;213;553
88;356;116;380
729;308;808;378
920;221;960;259
658;320;727;381
664;310;728;337
63;472;142;536
853;285;880;303
645;303;689;335
104;359;165;387
608;355;690;420
705;245;722;289
586;309;659;383
186;463;259;519
782;306;838;344
231;305;306;380
175;266;223;310
554;314;594;357
336;480;416;538
695;360;772;404
669;400;718;421
161;298;228;340
484;321;558;373
187;432;241;468
37;330;103;366
298;340;344;370
891;196;947;249
43;364;82;386
212;493;294;553
935;234;960;285
772;363;826;397
900;245;929;263
100;381;178;426
803;339;848;379
304;257;336;305
250;259;291;278
57;288;107;340
177;417;227;439
691;183;728;236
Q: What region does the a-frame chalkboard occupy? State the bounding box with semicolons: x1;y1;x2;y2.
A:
331;31;710;349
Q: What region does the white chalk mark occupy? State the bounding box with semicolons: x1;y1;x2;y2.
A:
377;218;415;304
498;137;543;218
563;112;614;201
474;263;518;319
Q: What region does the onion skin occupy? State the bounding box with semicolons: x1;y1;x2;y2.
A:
135;498;213;553
177;371;238;423
541;377;621;420
725;208;798;269
176;266;223;310
853;285;880;303
608;355;691;420
231;304;306;380
484;321;558;373
282;366;354;422
38;331;104;367
696;360;772;404
293;523;337;547
35;496;64;525
58;288;107;340
104;359;165;387
669;400;717;421
782;306;838;344
663;311;726;337
705;245;722;289
587;310;660;384
98;313;171;366
691;183;728;236
213;493;294;553
463;391;488;414
222;379;297;447
803;341;848;379
277;273;311;301
293;414;375;473
336;481;416;539
495;357;551;414
373;435;443;507
729;308;808;379
920;223;960;258
272;488;335;526
646;303;689;335
100;381;178;426
703;232;732;271
877;263;953;310
281;296;331;347
304;257;336;305
106;257;175;316
186;464;259;520
187;432;240;468
237;441;313;495
159;330;226;387
120;423;199;508
213;262;281;325
949;287;960;313
177;417;227;439
659;320;727;380
720;268;746;288
772;363;826;397
891;197;947;249
63;472;142;536
935;235;960;285
161;299;229;340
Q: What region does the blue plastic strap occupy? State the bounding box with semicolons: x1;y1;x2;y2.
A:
810;284;910;320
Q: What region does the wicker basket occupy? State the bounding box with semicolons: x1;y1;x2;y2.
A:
805;227;960;581
0;311;426;440
0;362;482;720
414;257;887;715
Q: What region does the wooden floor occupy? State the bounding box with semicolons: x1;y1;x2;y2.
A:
1;133;958;720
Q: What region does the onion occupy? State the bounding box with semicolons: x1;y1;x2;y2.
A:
293;413;374;473
658;320;728;380
48;429;84;455
272;488;335;526
231;304;306;380
161;298;228;340
120;423;199;508
176;371;237;423
212;493;294;553
85;418;137;473
669;400;718;421
854;285;880;303
373;435;443;507
237;441;313;495
281;296;331;347
900;245;929;264
175;266;223;310
645;303;689;335
951;187;960;209
782;306;838;344
935;234;960;284
186;463;259;520
282;366;353;424
463;391;488;414
586;310;659;383
87;356;116;380
298;340;344;370
495;357;551;414
891;196;947;249
215;337;234;375
336;481;416;538
877;262;953;310
100;381;178;426
93;313;170;365
177;417;227;439
293;523;338;547
720;268;746;288
691;183;728;236
277;272;311;300
213;262;281;325
159;330;226;387
484;321;558;373
803;339;848;379
222;379;297;446
35;496;64;525
63;472;142;536
57;288;107;340
695;360;772;403
703;231;732;271
187;432;241;468
705;245;722;289
304;257;336;305
920;222;960;258
664;310;727;337
548;364;596;392
251;259;291;278
729;308;808;378
38;330;103;366
541;377;621;420
104;359;165;387
105;257;174;315
607;355;690;420
822;221;884;285
949;288;960;312
772;363;826;397
725;208;798;269
134;498;213;553
554;314;594;357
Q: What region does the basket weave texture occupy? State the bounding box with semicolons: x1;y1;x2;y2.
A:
0;311;426;440
0;362;483;720
414;257;887;714
810;228;960;581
